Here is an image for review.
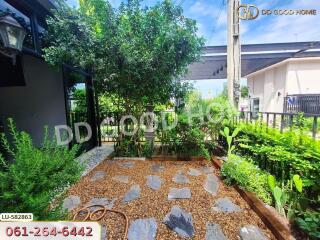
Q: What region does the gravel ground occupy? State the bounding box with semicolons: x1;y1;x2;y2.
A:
67;159;276;240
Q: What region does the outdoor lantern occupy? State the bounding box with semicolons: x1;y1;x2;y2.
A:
0;14;26;63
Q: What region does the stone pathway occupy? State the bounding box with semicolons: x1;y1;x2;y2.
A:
200;166;214;174
239;225;268;240
151;164;165;173
62;195;81;211
163;206;195;238
87;197;117;209
101;226;107;240
146;175;162;190
206;222;227;240
67;159;274;239
90;171;106;181
168;187;191;200
212;197;241;213
188;168;202;176
204;174;219;195
173;170;190;184
119;162;135;169
123;185;141;203
128;218;158;240
112;175;130;183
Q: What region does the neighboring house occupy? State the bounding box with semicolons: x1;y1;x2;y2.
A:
246;57;320;114
0;0;98;150
183;42;320;114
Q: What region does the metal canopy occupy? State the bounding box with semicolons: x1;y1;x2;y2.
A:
182;41;320;80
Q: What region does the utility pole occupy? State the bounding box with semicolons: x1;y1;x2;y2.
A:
227;0;241;108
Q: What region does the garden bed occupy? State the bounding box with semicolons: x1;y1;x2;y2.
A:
212;157;293;240
64;158;276;239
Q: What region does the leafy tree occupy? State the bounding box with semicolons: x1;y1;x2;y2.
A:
241;85;248;98
72;88;87;114
44;0;204;114
44;0;204;154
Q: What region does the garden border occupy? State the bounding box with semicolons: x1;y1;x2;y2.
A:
212;157;293;240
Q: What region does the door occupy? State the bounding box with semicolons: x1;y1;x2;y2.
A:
62;65;98;152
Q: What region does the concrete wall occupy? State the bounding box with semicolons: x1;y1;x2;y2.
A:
248;71;265;111
0;54;67;146
247;57;320;113
286;59;320;94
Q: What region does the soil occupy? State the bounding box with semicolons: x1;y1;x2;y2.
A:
66;158;276;240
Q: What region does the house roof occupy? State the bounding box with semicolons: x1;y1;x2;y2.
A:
182;41;320;80
34;0;55;12
245;57;320;78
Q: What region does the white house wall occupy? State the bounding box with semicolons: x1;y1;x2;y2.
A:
272;64;287;112
286;59;320;94
247;58;320;113
248;73;264;111
248;64;287;113
0;54;67;146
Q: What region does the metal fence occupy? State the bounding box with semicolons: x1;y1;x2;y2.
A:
99;111;177;142
234;111;320;139
284;94;320;114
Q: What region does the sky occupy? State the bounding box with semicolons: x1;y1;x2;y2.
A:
66;0;320;97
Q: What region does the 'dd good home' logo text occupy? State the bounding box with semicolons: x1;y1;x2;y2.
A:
238;4;260;20
238;4;317;20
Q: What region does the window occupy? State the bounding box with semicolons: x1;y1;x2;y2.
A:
0;53;25;87
251;98;260;119
0;0;34;50
37;16;49;50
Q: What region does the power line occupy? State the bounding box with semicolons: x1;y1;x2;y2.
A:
207;0;226;44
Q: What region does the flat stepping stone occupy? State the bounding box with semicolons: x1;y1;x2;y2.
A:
204;174;219;195
146;175;162;190
112;175;129;183
87;197;117;209
173;171;190;184
62;195;81;211
128;218;158;240
123;185;141;203
200;166;214;174
119;162;135;169
212;197;241;213
168;188;191;200
163;205;195;238
90;171;106;181
206;222;227;240
151;164;165;173
101;225;107;240
188;168;201;176
239;225;269;240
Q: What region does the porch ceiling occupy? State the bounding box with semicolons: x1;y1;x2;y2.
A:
182;41;320;80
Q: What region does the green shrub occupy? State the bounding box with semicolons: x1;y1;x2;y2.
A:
221;154;272;204
114;136;140;157
169;113;210;160
296;210;320;239
142;141;153;158
219;120;320;239
222;121;320;239
0;119;83;220
225;123;320;196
